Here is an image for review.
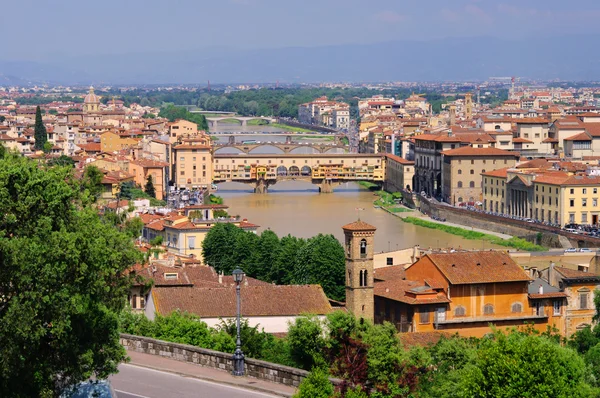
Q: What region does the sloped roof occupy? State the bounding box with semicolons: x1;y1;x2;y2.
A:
374;279;450;305
373;264;407;281
556;267;600;281
342;220;377;231
152;284;333;317
422;252;531;285
482;168;510;178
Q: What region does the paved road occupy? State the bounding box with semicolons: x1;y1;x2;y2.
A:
110;364;281;398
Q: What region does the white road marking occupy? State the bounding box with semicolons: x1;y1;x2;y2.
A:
114;390;150;398
119;364;282;397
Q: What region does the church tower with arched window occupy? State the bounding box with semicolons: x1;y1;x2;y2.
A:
342;220;376;322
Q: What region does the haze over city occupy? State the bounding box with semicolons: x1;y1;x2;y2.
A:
2;0;600;83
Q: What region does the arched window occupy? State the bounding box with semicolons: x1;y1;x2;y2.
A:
469;181;475;188
511;302;523;313
458;169;462;175
495;125;501;130
458;181;463;188
359;270;364;287
360;270;368;287
360;239;367;258
458;197;463;203
454;306;466;317
483;304;494;315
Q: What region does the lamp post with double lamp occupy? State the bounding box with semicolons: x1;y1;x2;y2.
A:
232;267;245;376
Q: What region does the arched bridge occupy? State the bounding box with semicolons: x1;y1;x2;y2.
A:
213;135;349;154
205;116;276;128
213;153;385;193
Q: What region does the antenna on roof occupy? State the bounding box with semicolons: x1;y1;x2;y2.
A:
207;80;211;92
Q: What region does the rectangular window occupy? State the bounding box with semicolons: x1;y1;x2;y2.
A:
570;199;575;207
580;293;589;309
583;188;587;194
595;188;598;194
553;300;561;315
570;188;575;194
164;273;178;280
419;308;430;324
594;199;598;207
188;236;196;249
582;213;588;223
570;213;575;223
386;257;393;265
583;198;588;207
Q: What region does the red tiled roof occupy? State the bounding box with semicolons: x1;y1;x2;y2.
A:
482;168;510;178
512;137;534;143
421;251;531;285
516;158;550;169
555;267;600;280
528;292;569;299
385;153;414;165
342;220;377;231
152;284;333;317
516;118;549;124
564;132;591;141
374;279;450;305
373;264;407;281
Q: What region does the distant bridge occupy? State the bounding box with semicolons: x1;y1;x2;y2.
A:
213;153;385;193
213;135;350;154
205;116;276;128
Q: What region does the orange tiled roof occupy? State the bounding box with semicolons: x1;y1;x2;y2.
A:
385;153;414;165
342;220;377;231
374;279;450;305
373;264;407;281
513;137;533;143
564;132;591;141
422;251;531;285
482;168;510;178
555;267;600;281
152;284;333;317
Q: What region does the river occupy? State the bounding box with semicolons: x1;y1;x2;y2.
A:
217;181;502;253
212;123;502;252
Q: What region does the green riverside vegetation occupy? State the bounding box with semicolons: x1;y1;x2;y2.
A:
120;309;600;398
400;217;546;251
202;223;346;301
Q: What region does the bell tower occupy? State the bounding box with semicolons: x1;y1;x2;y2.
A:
342;220;376;322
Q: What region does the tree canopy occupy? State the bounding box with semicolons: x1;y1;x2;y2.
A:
0;154;141;396
158;104;208;130
34;105;48;151
201;224;346;301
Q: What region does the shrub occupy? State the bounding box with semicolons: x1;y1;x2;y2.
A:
294;367;334;398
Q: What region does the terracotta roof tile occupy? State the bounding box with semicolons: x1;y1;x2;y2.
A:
373;264;407;281
482;168;510;178
342;220;377;231
564;132;591;141
556;267;600;280
374;279;450;305
152;284;332;317
421;252;531;285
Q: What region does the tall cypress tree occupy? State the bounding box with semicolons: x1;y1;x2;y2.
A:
33;106;47;150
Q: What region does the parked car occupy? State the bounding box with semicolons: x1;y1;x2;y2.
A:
579;248;593;252
61;380;117;398
564;248;578;253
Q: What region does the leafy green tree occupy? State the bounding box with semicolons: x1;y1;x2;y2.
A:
271;235;305;284
457;330;594;398
48;154;75;167
287;316;326;370
81;165;105;203
144;175;156;198
33;105;48;150
217;318;274;359
294;367;334;398
232;230;259;273
123;217;144;239
294;234;345;301
201;223;242;274
248;230;280;281
43;141;53;153
585;343;600;386
158;104;208;130
0;155;140;396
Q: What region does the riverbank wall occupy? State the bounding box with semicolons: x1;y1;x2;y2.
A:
275;118;338;133
414;199;600;248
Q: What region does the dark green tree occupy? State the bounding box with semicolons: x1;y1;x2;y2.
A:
458;330;594;397
144;175;156;198
232;230;259;273
0;155;140;396
33;105;48;150
48;154;75;168
248;230;280;281
81;165;104;203
201;223;242;274
294;234;345;301
271;235;305;284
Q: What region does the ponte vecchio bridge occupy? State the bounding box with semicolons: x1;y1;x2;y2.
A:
213;134;350;154
213;153;385;193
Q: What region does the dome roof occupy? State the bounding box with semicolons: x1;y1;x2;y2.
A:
84;86;100;104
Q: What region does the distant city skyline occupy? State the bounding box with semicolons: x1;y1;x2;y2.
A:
2;0;600;60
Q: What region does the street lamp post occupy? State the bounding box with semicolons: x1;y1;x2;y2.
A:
232;267;245;376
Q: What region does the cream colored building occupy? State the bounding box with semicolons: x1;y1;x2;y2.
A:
168;119;198;143
384;153;414;192
441;147;518;205
172;137;213;189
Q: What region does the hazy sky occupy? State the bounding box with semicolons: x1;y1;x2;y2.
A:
3;0;600;60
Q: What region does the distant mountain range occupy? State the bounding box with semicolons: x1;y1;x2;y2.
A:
2;35;600;85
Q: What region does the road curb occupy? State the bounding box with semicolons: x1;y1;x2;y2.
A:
125;361;294;398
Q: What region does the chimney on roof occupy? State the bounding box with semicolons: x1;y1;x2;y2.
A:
538;284;544;294
549;262;556;287
218;272;222;284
